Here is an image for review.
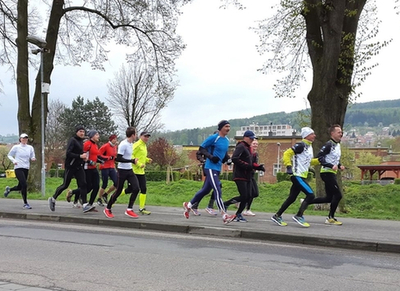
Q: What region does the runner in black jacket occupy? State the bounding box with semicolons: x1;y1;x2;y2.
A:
224;130;264;222
48;125;93;213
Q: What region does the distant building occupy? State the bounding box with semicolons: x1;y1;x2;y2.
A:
236;124;297;137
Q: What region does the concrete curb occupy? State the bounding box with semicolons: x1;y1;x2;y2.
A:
1;211;399;254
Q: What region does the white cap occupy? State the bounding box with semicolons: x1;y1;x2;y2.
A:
301;127;314;139
20;133;28;138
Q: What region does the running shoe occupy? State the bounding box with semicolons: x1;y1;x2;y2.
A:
325;217;343;225
125;209;139;218
139;208;151;215
191;208;201;216
97;198;104;207
103;208;114;218
235;214;247;222
205;207;218;216
83;203;95;213
23;203;32;209
66;190;73;203
183;202;190;219
102;194;108;204
271;214;288;226
4;186;10;197
72;203;81;209
292;215;310;227
243;210;255;216
48;197;56;211
222;213;236;225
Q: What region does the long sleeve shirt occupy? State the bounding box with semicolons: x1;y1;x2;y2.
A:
283;139;319;178
98;142;117;170
7;143;35;170
318;139;342;174
132;139;151;175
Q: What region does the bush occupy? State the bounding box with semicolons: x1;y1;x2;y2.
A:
394;179;400;185
48;169;65;178
180;170;192;180
277;172;291;182
220;172;233;181
146;171;180;181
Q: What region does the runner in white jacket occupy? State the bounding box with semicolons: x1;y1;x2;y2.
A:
5;133;36;209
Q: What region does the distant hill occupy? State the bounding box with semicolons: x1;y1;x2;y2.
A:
155;99;400;145
344;99;400;128
0;134;18;144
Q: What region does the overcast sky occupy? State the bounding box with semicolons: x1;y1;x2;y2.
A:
0;0;399;135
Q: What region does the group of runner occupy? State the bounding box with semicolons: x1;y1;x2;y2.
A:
4;126;152;218
4;121;345;227
183;121;345;227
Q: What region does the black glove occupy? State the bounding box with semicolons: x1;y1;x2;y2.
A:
210;156;220;163
226;158;232;165
109;156;114;160
254;164;265;172
286;166;293;175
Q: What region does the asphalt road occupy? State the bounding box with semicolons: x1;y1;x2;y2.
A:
0;219;399;291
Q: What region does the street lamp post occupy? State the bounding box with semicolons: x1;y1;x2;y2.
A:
26;35;50;197
277;142;281;173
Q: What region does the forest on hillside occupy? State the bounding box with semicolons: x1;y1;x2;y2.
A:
155;99;400;145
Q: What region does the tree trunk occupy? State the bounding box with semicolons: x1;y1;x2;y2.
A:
16;0;37;190
19;0;64;192
304;0;366;198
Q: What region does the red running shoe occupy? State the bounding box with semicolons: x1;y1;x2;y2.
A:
103;208;114;218
125;209;139;218
183;202;190;219
222;213;237;225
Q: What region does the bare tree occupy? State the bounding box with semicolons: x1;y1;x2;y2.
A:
0;0;189;191
106;57;176;133
45;99;67;170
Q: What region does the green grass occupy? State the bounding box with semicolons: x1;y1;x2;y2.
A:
1;177;399;220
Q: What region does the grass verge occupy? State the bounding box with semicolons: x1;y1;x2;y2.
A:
0;178;399;220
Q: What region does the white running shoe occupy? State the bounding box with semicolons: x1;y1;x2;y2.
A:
243;210;255;216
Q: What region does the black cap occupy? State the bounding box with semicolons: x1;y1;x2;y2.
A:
75;125;85;133
217;120;230;130
140;131;151;137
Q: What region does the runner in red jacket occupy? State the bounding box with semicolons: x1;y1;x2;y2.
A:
97;134;118;205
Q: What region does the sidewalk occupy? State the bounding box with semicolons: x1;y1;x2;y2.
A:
1;198;399;254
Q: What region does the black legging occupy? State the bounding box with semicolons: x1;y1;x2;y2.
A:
71;169;100;205
107;169;139;209
225;180;251;215
246;177;259;210
53;167;87;203
125;174;146;194
276;175;315;217
308;172;342;218
10;168;29;204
